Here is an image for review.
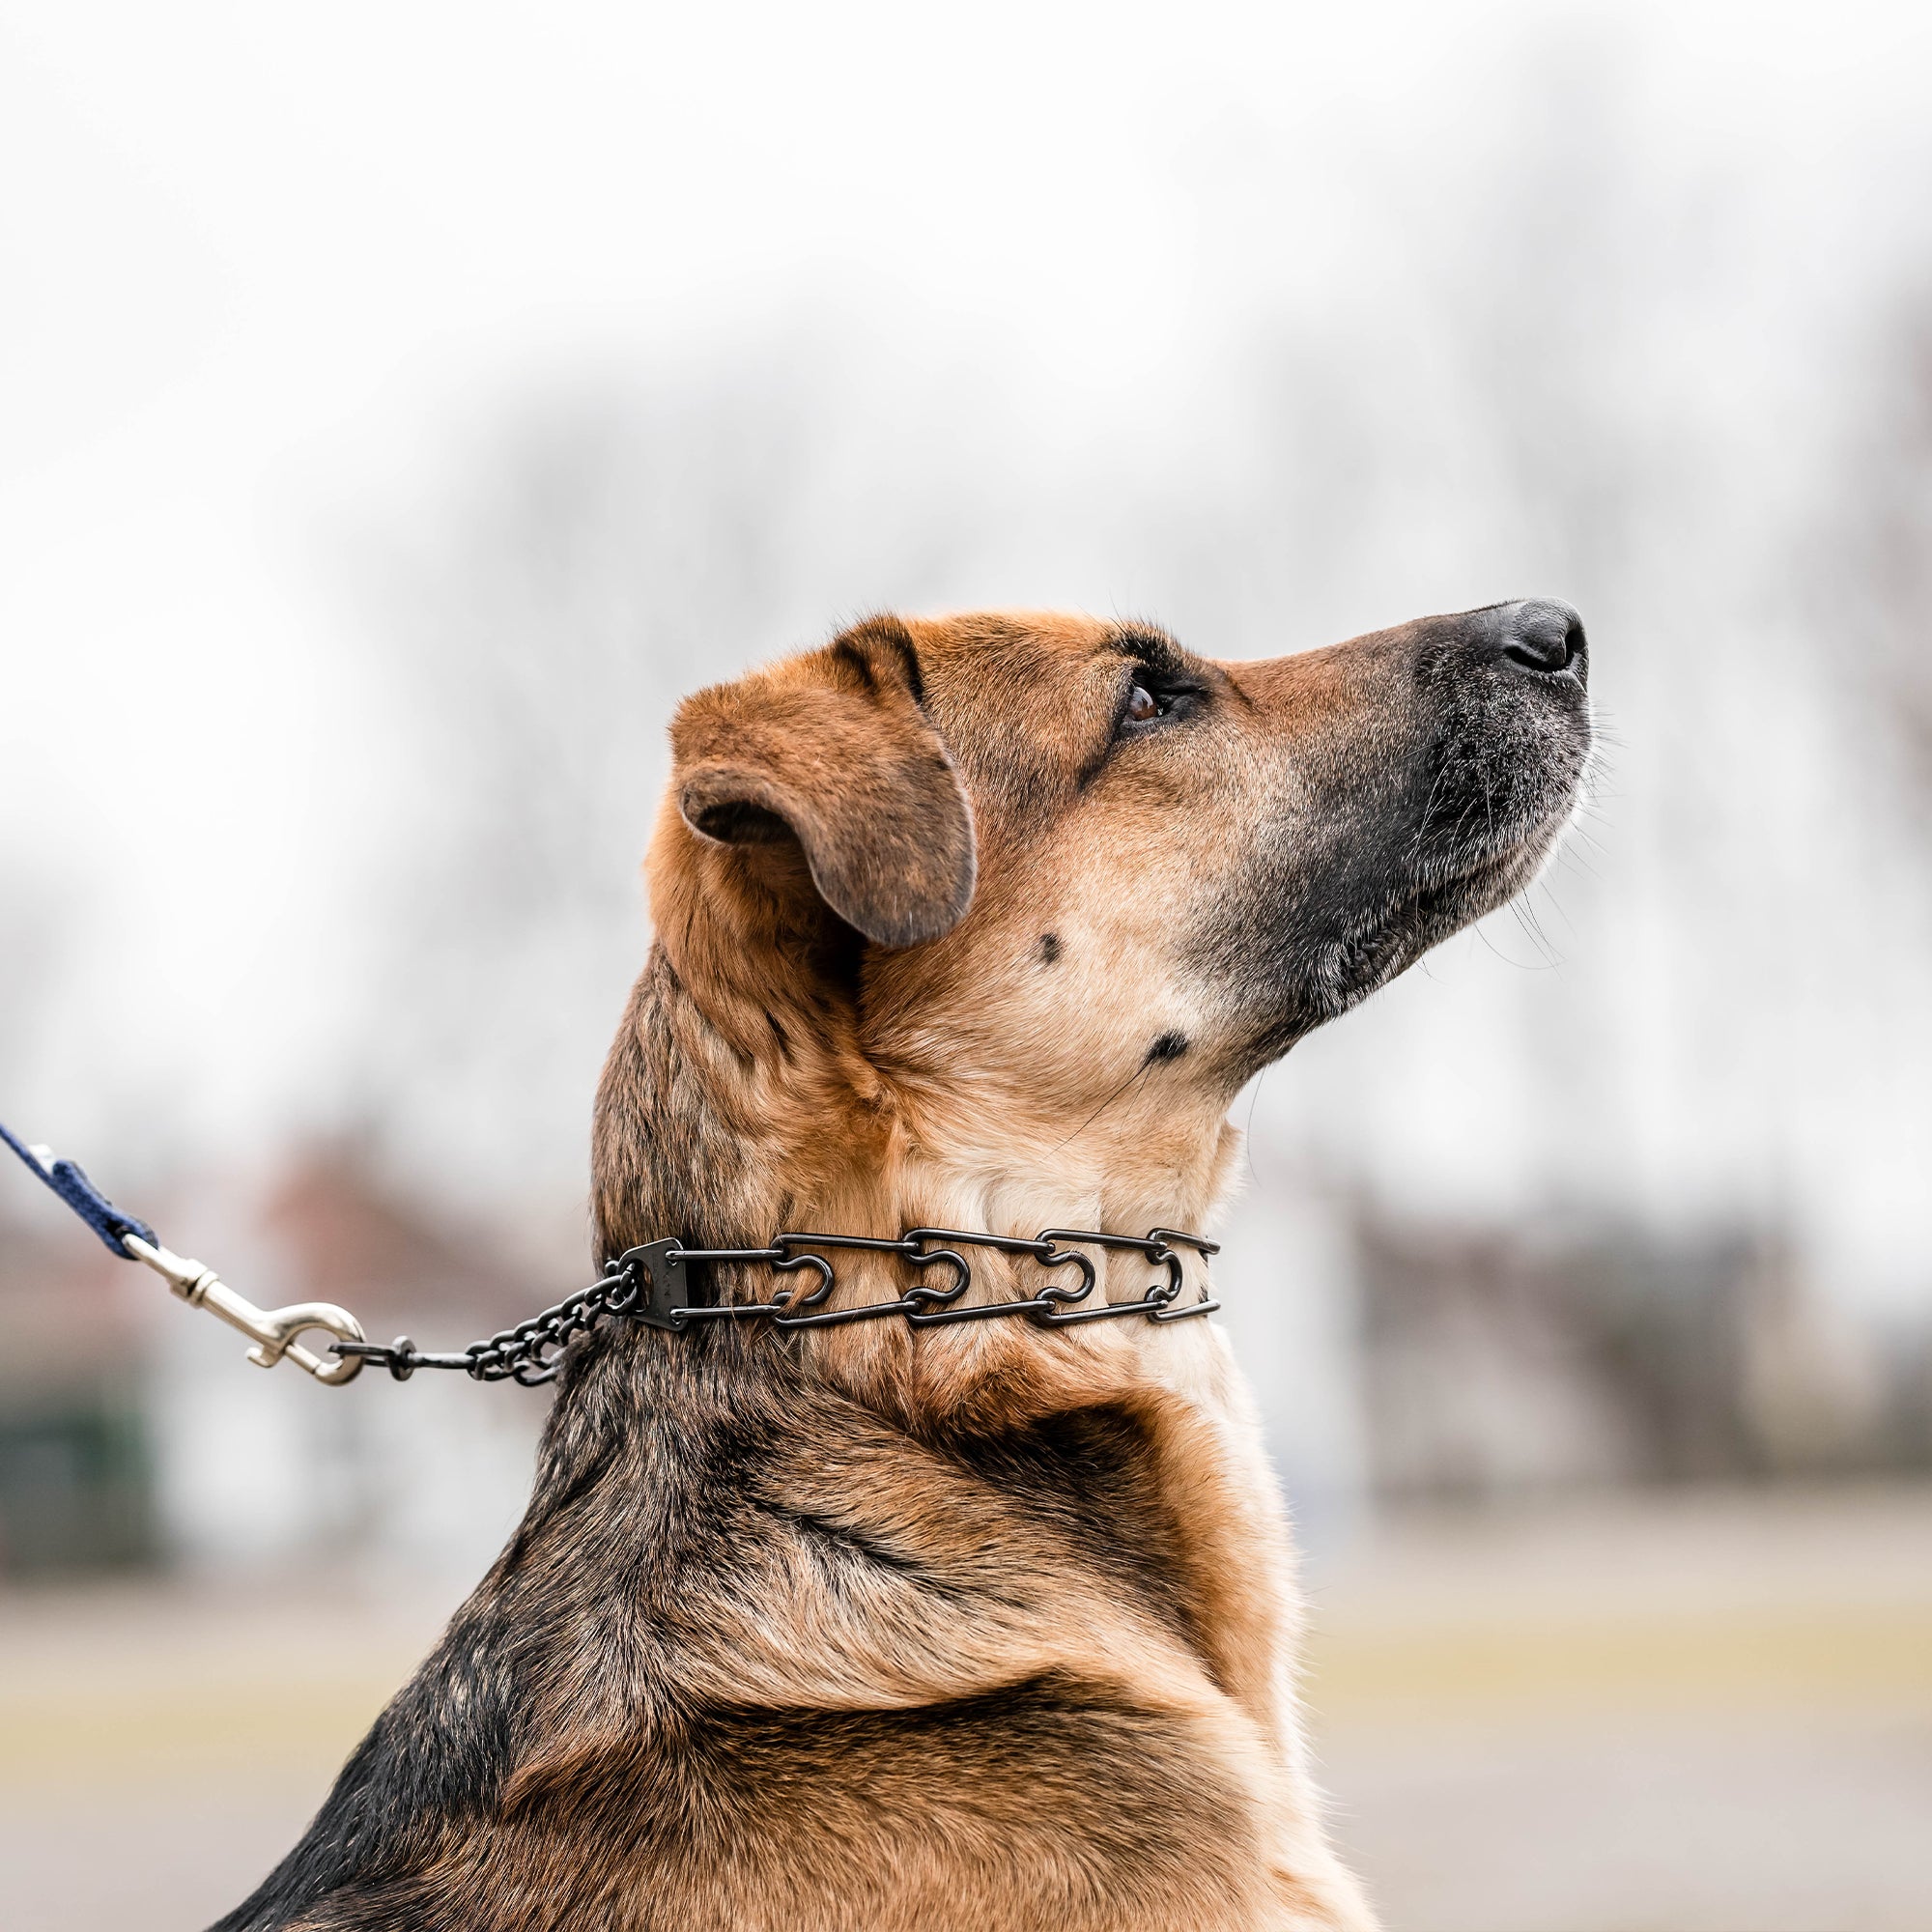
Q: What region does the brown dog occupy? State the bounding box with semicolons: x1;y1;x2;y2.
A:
216;600;1591;1931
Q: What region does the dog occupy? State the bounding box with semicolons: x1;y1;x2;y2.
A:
215;599;1591;1931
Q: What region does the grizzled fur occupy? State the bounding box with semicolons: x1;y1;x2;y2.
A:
216;601;1590;1931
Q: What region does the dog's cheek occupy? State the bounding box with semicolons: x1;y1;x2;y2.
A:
1162;754;1414;1072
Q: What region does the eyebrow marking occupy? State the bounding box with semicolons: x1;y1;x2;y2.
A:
1105;624;1189;674
830;637;877;691
881;627;927;707
830;619;927;707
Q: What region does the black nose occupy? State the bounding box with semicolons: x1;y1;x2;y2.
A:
1490;598;1586;678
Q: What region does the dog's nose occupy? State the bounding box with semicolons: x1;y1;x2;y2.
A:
1488;598;1587;680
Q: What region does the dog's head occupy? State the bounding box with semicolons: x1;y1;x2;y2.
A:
640;603;1589;1211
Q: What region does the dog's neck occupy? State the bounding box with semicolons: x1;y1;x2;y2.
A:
595;928;1234;1249
590;938;1239;1429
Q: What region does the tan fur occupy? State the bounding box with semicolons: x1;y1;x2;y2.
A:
224;602;1590;1932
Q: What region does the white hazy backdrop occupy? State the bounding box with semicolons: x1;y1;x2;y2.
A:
6;0;1932;1477
9;13;1932;1931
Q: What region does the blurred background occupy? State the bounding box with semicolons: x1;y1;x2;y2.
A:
4;2;1931;1927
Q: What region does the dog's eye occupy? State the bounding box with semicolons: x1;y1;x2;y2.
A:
1110;658;1205;748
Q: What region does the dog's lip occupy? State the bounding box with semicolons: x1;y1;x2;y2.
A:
1529;663;1588;698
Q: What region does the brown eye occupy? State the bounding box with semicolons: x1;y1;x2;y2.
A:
1126;682;1161;723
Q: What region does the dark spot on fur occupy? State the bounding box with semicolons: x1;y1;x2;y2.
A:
1037;933;1061;965
833;614;926;708
888;628;927;710
829;636;878;692
1145;1032;1187;1065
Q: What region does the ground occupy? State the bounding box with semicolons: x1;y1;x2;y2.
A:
3;1482;1929;1932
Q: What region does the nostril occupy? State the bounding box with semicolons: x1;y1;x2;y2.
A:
1503;630;1579;672
1496;599;1586;675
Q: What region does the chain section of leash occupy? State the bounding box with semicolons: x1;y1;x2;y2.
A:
331;1274;639;1386
332;1227;1222;1386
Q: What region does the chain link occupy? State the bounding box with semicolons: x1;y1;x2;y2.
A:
332;1227;1220;1386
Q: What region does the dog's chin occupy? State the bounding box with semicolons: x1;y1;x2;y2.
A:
1217;800;1576;1079
1320;845;1542;1010
1355;814;1567;992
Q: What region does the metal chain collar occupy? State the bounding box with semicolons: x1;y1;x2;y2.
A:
1;1119;1219;1391
334;1228;1222;1386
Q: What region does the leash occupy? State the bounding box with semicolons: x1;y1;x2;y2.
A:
2;1117;1220;1389
4;1117;370;1384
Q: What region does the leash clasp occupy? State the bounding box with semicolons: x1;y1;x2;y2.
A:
122;1233;368;1385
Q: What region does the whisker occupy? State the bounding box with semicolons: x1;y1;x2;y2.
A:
1046;1059;1156;1157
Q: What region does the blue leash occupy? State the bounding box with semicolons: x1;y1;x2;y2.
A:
0;1117;156;1257
1;1115;369;1382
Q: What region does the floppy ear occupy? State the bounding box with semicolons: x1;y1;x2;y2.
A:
670;616;975;948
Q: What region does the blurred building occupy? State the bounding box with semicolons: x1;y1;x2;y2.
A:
1351;1208;1909;1499
13;1141;1925;1585
0;1212;152;1577
0;1148;550;1584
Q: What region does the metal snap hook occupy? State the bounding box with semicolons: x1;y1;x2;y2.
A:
122;1233;367;1385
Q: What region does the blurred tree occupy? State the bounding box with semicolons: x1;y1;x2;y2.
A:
345;371;820;1239
1847;296;1932;802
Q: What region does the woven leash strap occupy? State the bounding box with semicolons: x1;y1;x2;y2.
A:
0;1116;156;1257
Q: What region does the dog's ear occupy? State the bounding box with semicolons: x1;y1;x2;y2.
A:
669;616;975;948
